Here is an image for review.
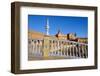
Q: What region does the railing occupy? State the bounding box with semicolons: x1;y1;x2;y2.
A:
28;39;43;57
48;39;88;58
28;38;88;59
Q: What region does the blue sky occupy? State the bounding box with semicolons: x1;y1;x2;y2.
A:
28;15;88;38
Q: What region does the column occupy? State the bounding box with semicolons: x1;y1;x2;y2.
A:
38;40;41;56
81;45;84;58
72;43;75;56
75;43;76;57
69;42;72;56
43;35;50;57
78;44;81;58
84;45;88;58
32;40;34;55
40;40;43;56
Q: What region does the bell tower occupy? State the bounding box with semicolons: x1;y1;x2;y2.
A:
45;19;50;35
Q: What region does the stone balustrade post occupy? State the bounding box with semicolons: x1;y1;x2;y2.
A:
43;35;50;57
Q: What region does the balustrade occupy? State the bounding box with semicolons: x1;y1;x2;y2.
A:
28;39;88;58
28;39;43;56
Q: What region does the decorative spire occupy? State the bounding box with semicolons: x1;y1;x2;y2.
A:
45;18;50;35
47;18;49;26
58;29;61;34
57;28;62;35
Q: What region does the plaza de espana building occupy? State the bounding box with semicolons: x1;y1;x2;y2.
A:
28;29;88;44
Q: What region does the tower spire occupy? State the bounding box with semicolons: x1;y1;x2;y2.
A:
57;28;61;34
47;18;49;26
45;18;50;35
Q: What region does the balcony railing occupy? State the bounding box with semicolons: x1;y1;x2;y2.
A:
28;38;88;59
